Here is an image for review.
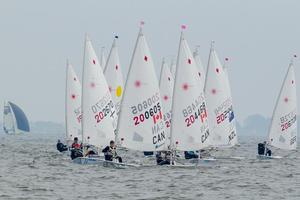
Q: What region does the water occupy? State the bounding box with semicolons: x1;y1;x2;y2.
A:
0;133;299;200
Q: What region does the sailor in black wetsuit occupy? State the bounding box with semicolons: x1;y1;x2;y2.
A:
102;140;122;163
56;140;68;152
156;151;172;165
258;141;272;156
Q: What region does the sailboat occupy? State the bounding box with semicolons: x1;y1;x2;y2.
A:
73;35;120;165
159;59;174;147
65;61;82;145
3;101;30;134
169;27;211;165
117;23;167;153
258;59;297;159
204;42;238;148
103;36;124;117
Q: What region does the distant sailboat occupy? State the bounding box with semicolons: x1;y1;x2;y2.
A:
100;47;106;69
204;42;238;147
65;61;82;144
104;36;124;116
170;27;210;152
117;23;167;151
81;35;117;148
170;59;176;77
159;59;174;147
258;59;297;158
3;101;30;134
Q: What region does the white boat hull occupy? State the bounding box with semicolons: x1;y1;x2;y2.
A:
256;155;282;159
72;157;140;168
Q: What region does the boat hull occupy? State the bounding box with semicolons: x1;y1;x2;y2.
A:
72;157;140;168
256;155;282;159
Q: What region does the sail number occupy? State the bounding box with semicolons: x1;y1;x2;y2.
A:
216;106;233;124
185;105;207;127
94;100;114;123
131;93;160;115
281;115;296;131
133;103;161;126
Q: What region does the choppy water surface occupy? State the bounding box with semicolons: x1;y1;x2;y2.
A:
0;133;299;200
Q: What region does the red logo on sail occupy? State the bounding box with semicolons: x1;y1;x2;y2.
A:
153;111;162;124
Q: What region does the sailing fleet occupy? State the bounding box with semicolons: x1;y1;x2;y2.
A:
63;23;297;166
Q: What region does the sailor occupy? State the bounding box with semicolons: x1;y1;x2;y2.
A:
156;151;172;165
263;141;272;156
102;140;122;163
70;137;83;160
84;145;97;157
71;137;81;149
258;141;272;156
56;139;68;152
184;151;199;159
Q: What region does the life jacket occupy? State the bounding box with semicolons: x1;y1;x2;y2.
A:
72;143;81;149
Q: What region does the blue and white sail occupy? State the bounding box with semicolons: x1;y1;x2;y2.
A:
3;101;30;134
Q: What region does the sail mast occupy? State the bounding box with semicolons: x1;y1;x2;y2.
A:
81;34;87;144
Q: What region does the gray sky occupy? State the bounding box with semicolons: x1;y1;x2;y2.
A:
0;0;300;123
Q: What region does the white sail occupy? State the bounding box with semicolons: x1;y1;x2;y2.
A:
170;31;210;151
65;61;82;142
81;35;117;148
159;59;174;147
267;62;297;150
3;101;30;134
204;43;237;147
170;59;176;77
100;47;106;69
117;27;166;151
104;36;124;115
193;47;206;91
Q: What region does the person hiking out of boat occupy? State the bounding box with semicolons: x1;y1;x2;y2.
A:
71;137;81;149
84;145;97;157
56;139;68;152
184;151;199;159
102;140;122;163
263;141;272;156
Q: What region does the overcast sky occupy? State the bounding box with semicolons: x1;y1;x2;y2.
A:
0;0;300;123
